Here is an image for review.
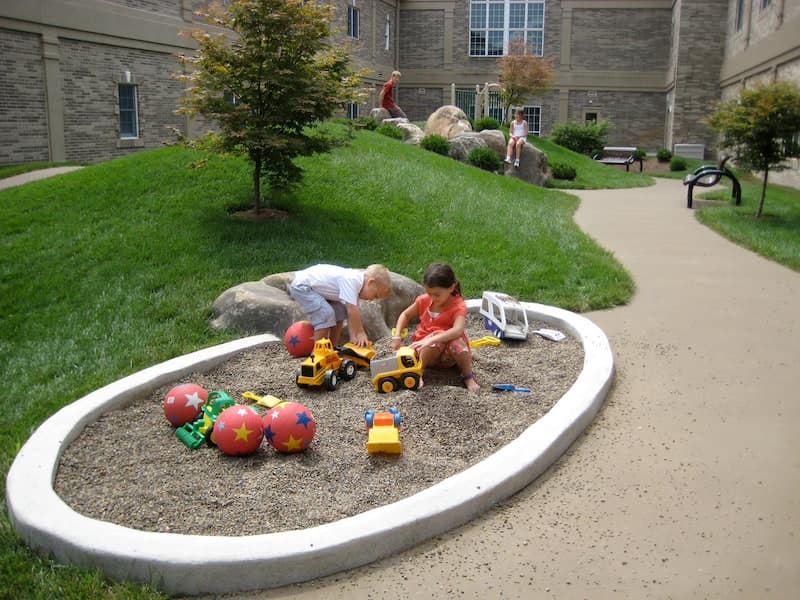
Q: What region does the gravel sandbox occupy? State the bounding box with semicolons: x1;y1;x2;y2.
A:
54;314;583;536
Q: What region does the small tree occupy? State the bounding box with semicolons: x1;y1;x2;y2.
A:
497;38;554;122
177;0;365;212
708;82;800;218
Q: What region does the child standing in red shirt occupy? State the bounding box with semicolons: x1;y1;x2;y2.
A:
391;262;479;391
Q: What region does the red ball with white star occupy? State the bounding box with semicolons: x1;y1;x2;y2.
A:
212;404;265;456
263;402;316;453
283;320;315;357
163;383;208;427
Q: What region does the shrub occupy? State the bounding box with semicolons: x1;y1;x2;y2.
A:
375;123;404;140
550;161;577;181
420;134;451;156
354;116;379;130
468;147;502;172
474;116;501;131
550;120;611;156
634;148;647;160
656;148;672;162
669;156;688;171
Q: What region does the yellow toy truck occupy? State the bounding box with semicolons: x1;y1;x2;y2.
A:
296;338;356;391
364;407;402;454
369;346;423;393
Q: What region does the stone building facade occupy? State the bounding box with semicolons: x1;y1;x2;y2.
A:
1;0;799;168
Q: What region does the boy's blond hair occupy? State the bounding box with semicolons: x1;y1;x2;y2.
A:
365;264;391;293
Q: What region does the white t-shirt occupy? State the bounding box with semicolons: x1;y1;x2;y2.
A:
291;264;363;305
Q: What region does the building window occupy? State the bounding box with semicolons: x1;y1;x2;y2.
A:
118;84;139;139
735;0;745;31
346;103;359;119
584;111;598;124
470;0;545;57
347;5;360;39
522;105;541;135
761;0;772;8
385;16;391;51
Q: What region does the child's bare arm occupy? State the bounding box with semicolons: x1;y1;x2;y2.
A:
345;303;369;347
391;304;418;350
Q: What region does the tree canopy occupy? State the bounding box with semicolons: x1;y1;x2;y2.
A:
177;0;365;211
497;38;555;122
708;81;800;218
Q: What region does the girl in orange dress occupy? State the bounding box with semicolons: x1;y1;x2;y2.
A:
391;262;479;391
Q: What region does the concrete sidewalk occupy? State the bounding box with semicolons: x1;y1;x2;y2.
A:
229;178;800;599
0;166;83;190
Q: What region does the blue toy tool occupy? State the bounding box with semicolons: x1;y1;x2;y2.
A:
492;384;531;393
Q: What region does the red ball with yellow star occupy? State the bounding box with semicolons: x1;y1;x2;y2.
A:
163;383;208;427
263;402;316;453
212;404;264;456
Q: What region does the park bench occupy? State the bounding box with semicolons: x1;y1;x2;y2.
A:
592;146;644;172
683;157;742;209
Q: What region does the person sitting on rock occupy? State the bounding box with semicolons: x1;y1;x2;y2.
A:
504;108;528;168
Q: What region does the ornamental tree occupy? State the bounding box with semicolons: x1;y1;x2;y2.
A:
177;0;365;212
497;38;555;123
708;81;800;218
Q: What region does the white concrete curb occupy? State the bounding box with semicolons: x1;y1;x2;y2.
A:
6;301;613;595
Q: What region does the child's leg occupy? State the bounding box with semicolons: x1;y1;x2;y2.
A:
515;138;524;159
452;349;480;391
330;320;344;345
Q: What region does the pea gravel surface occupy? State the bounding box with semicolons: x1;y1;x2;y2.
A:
54;315;583;536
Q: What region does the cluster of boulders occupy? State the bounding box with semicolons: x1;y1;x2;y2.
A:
370;104;549;188
211;270;424;339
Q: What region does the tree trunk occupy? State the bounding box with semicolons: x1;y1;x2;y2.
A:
253;156;262;214
756;165;769;219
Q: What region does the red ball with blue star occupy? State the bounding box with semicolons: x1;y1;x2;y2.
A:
163;383;208;427
283;320;315;357
263;402;316;453
212;404;265;456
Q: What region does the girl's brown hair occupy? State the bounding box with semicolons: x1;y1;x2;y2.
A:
423;262;462;296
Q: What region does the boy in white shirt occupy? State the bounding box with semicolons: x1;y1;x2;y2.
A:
289;264;391;346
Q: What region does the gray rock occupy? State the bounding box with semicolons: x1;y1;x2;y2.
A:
211;271;424;342
424;105;472;139
503;142;549;187
448;132;488;163
394;121;424;145
479;129;508;159
370;107;391;121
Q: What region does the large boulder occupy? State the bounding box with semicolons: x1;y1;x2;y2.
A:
393;120;424;145
448;132;488;162
424;105;472;139
503;142;549;187
369;107;391;121
478;129;508;158
211;271;424;342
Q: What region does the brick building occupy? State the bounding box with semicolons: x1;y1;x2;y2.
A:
1;0;799;171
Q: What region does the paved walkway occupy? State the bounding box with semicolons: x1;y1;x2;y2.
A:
0;166;83;190
221;178;800;599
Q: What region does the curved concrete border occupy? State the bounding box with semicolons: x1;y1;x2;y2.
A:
6;301;613;595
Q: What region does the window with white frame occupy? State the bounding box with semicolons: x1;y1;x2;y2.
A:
347;4;360;39
522;105;541;135
385;16;391;51
347;103;359;119
470;0;544;57
118;84;139;139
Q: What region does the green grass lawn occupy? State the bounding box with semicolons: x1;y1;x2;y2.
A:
693;175;800;270
0;128;637;598
0;161;82;179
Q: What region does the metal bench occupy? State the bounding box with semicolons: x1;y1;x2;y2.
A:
592;146;644;172
683;157;742;209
